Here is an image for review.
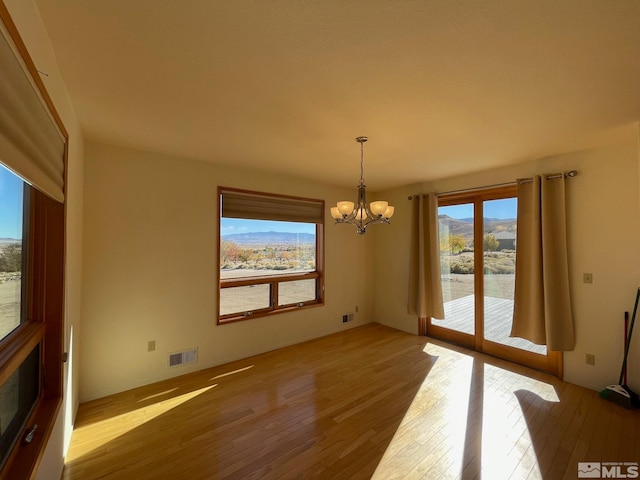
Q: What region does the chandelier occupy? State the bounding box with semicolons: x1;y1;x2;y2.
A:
330;136;395;235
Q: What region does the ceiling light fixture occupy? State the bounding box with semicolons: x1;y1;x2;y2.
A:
330;136;395;235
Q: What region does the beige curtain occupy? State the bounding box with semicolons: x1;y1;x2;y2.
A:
511;175;575;350
408;193;444;335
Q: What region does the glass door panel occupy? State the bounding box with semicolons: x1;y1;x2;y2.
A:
482;198;546;355
434;203;475;336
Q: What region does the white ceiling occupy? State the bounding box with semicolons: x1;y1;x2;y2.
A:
34;0;640;190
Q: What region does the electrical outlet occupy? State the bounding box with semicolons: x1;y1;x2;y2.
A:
585;353;595;365
148;340;156;352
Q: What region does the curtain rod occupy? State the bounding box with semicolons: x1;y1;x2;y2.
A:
408;170;577;200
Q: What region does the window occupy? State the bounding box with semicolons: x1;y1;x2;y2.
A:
218;188;324;323
0;164;64;478
0;165;32;469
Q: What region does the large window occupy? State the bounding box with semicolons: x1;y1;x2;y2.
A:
0;165;32;469
218;188;324;324
0;164;64;478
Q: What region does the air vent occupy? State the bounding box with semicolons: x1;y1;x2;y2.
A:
168;348;197;367
342;313;354;323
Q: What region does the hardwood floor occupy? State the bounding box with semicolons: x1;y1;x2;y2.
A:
62;324;639;480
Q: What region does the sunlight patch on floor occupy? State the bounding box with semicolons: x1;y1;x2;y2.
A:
372;342;474;478
66;385;216;462
372;343;560;479
209;364;254;380
137;387;178;403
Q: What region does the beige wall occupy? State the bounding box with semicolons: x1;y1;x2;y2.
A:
80;141;374;401
374;137;640;394
8;2;640;476
3;1;85;479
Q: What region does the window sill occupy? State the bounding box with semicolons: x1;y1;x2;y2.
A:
218;300;324;325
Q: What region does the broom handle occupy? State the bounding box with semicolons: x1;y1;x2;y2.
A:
619;287;640;385
624;311;629;385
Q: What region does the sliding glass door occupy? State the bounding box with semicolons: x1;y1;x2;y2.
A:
429;187;560;375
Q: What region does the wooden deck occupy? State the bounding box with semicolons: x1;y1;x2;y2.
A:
62;324;638;480
432;295;547;355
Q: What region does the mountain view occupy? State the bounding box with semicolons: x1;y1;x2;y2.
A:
438;215;516;241
222;231;315;246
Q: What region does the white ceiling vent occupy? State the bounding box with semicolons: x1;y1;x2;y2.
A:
168;348;197;368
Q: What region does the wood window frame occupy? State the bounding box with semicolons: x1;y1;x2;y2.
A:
0;187;65;479
217;187;325;324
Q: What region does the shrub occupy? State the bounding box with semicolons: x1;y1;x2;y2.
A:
447;255;474;274
484;255;515;274
484;234;499;252
451;263;474;274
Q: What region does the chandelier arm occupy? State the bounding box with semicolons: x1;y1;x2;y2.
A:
343;210;357;222
335;213;390;231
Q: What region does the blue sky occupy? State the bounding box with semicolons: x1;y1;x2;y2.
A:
1;165;517;240
221;218;316;236
0;164;23;239
439;198;517;220
223;198;517;235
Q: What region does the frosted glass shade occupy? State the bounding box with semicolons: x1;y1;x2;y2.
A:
337;201;355;215
370;201;388;216
355;207;367;221
383;206;395;218
330;207;342;219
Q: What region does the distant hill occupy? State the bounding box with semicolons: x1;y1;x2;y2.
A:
222;231;315;246
438;215;516;241
439;215;474;238
458;217;515;223
0;238;20;245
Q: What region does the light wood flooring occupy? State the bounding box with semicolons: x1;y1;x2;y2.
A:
62;323;639;480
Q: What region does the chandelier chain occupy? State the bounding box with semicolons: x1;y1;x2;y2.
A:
360;141;364;185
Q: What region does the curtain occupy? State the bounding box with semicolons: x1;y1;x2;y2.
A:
408;193;444;335
511;175;575;350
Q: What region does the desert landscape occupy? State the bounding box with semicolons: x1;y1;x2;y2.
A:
0;274;20;340
0;242;21;340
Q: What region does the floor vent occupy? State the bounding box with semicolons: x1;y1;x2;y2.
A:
168;348;197;367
